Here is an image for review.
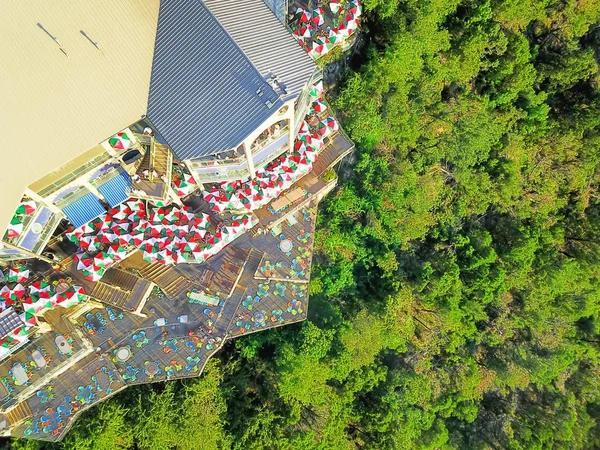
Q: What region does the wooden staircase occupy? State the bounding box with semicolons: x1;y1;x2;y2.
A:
137;264;191;299
90;282;131;309
6;401;32;426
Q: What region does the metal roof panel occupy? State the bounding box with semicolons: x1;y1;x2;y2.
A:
204;0;317;99
147;0;283;160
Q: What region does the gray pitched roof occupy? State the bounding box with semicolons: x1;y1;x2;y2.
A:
147;0;284;160
204;0;317;100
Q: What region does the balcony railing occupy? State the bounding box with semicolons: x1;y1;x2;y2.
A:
250;123;289;154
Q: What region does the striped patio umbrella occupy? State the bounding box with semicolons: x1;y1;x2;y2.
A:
347;2;363;17
108;132;132;150
173;179;193;197
29;280;50;294
142;251;158;263
310;41;332;56
296;7;311;22
13;326;29;339
336;23;350;38
22;297;37;314
127;199;144;211
19;312;38;327
15;201;36;216
6;217;23;239
110;222;131;235
191;250;206;263
93;252;112;268
309;80;323;98
75;252;94;270
311;7;325;26
345;16;359;32
310;99;328;114
99;229;119;244
7;266;29;283
108;244;128;261
79;235;103;251
326;116;339;132
330;1;341;14
10;284;27;300
299;26;314;39
84;266;105;282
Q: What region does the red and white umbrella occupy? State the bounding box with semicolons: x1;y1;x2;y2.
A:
108;244;128;261
311;99;328;114
15;201;37;216
330;1;341;14
296;7;311;22
7;266;29;283
6;217;23;239
108;132;132;150
311;8;325;26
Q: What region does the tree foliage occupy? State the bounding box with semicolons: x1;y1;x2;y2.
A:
7;0;600;448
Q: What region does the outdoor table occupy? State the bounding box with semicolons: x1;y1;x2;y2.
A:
55;282;70;295
116;347;131;362
254;312;265;324
145;362;158;376
271;196;291;212
307;115;320;127
279;239;293;253
54;335;71;354
95;371;110;390
285;188;305;203
12;364;28;385
31;350;47;369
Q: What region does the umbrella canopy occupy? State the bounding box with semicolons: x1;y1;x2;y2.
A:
7;266;29;283
6;217;23;239
19;312;38;326
296;6;311;22
75;252;94;270
84;266;105;281
15;201;37;216
10;284;27;300
309;80;324;98
330;1;341;14
326;116;339;132
311;7;325;26
310;99;327;114
108;132;132;150
108;245;128;261
29;280;50;294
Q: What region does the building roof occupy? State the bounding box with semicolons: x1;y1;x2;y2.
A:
204;0;317;100
0;308;22;338
0;0;161;236
0;0;318;236
147;0;284;160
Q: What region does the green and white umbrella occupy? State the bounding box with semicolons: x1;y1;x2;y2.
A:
108;132;132;150
6;216;23;239
15;201;36;216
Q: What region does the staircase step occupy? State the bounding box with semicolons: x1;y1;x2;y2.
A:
6;401;32;426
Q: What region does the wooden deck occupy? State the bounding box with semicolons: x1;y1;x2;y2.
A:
0;129;352;442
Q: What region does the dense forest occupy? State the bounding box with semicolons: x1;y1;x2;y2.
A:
7;0;600;448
